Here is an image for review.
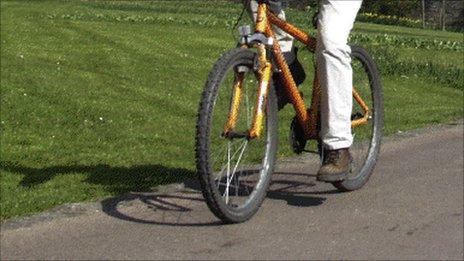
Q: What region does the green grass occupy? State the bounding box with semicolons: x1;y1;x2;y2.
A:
353;22;464;41
1;0;463;221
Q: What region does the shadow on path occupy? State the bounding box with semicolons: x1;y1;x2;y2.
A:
100;171;338;227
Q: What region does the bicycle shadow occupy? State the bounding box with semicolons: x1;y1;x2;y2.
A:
101;170;339;227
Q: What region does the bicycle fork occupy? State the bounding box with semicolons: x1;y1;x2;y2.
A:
222;44;272;140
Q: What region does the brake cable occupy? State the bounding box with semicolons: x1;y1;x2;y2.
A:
231;0;249;41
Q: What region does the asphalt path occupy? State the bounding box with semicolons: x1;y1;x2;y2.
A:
1;123;463;260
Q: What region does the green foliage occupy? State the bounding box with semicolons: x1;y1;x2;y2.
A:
357;12;423;28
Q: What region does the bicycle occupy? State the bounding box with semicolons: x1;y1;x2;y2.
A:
196;0;383;223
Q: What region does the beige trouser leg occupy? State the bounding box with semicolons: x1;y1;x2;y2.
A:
316;0;362;150
247;0;294;52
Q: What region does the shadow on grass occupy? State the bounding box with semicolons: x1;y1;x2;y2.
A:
0;162;195;195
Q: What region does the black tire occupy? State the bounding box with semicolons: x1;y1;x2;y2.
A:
331;45;384;191
196;48;278;223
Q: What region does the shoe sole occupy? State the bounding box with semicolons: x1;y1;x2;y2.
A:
316;171;349;182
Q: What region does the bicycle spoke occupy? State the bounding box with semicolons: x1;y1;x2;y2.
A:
225;141;231;204
222;139;248;204
216;141;240;193
227;140;248;185
211;138;243;169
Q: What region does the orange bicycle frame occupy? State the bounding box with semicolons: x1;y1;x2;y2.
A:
223;1;370;140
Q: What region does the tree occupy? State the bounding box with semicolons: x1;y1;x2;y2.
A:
441;0;446;30
422;0;426;28
361;0;421;18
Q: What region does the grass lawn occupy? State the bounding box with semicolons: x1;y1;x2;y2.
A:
1;0;463;221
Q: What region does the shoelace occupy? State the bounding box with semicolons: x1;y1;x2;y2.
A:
323;150;340;165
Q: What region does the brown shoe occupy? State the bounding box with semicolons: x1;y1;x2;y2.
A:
317;148;352;182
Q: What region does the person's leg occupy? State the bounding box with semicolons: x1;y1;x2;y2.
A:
247;0;293;52
247;1;306;109
316;0;362;181
317;0;362;150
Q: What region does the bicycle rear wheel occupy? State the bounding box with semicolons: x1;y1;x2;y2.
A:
331;45;384;191
196;48;278;223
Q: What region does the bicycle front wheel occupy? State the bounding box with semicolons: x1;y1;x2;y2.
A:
331;45;384;191
196;48;278;223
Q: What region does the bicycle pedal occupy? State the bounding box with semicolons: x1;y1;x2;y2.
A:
289;117;307;154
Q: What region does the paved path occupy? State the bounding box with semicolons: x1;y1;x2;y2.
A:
1;123;463;260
